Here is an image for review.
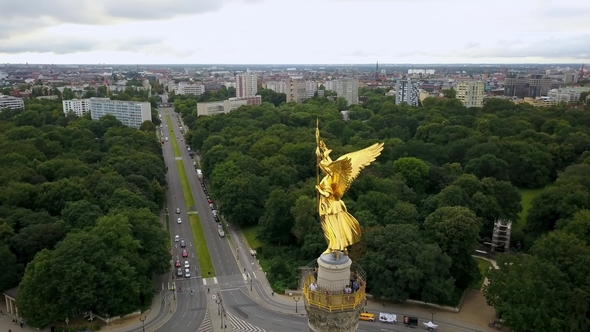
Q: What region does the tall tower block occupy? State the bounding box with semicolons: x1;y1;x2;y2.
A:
301;253;367;332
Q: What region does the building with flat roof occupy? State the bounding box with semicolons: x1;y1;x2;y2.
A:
335;78;359;105
174;83;206;96
88;98;151;129
197;96;261;116
395;78;420;107
236;73;258;98
0;95;25;110
286;77;307;103
456;81;485;108
264;81;287;94
63;99;90;116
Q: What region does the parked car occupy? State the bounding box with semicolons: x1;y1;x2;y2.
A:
182;250;188;258
209;203;214;210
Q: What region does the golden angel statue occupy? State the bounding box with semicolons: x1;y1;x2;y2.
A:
315;122;384;255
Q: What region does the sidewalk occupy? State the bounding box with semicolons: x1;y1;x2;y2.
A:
100;289;175;332
0;313;40;332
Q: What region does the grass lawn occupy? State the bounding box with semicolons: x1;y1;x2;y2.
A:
241;225;271;271
515;188;544;231
166;114;215;277
242;225;262;249
166;114;181;158
471;257;493;290
189;214;215;277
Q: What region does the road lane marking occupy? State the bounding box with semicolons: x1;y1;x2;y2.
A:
187;321;191;327
213;277;217;284
243;274;247;281
202;279;207;285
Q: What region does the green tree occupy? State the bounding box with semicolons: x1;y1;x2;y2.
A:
424;206;481;288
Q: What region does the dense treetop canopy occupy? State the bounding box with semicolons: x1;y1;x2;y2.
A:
0;99;169;327
176;89;590;330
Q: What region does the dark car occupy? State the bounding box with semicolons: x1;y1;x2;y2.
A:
180;240;186;248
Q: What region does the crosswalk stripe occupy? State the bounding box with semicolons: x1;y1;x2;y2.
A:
227;312;267;332
197;309;213;332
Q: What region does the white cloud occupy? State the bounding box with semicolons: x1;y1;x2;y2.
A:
0;0;589;64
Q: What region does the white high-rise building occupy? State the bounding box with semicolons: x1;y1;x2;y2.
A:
395;78;420;107
323;81;337;91
236;74;258;98
174;83;206;96
0;95;25;110
456;81;485;108
264;81;287;94
335;78;359;105
305;81;318;98
286;77;307;103
88;98;152;129
63;99;90;116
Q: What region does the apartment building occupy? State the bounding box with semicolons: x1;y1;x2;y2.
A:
548;86;590;103
0;95;25;110
264;81;287;94
196;96;262;116
323;81;337;91
305;81;318;98
88;98;152;129
504;74;552;98
395;78;420;107
286;77;307;103
236;73;258;98
456;81;485;108
335;78;359;105
174;83;205;96
63;99;90;116
564;72;579;84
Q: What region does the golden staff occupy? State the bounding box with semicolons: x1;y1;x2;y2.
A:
315;118;320;214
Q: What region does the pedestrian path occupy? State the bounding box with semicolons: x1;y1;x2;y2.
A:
0;313;41;331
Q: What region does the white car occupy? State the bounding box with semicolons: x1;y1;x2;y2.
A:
184;261;190;268
177;218;182;224
184;268;191;278
174;235;179;242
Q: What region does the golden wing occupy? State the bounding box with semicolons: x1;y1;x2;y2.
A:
335;142;384;194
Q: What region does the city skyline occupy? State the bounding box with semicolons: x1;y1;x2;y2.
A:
0;0;589;65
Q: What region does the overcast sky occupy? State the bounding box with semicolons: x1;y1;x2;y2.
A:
0;0;589;64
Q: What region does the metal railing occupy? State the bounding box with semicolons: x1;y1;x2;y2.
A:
300;259;367;313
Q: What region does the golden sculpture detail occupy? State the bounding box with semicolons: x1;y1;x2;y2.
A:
315;120;384;255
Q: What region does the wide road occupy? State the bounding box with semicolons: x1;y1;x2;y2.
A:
159;107;492;332
153;107;207;332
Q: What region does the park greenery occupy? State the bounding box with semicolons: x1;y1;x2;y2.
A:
176;88;590;331
0;99;169;327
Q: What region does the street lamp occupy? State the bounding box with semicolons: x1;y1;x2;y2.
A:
429;307;437;323
293;296;301;313
250;275;253;291
139;317;146;332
